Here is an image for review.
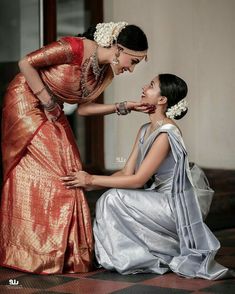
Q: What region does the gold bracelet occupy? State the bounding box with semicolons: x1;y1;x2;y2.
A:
34;86;46;96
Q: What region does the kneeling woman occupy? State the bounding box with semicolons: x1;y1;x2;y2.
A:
62;74;232;279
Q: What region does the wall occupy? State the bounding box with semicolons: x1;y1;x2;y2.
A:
103;0;235;170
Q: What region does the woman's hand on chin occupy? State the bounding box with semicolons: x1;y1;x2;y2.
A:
127;101;156;114
60;171;92;189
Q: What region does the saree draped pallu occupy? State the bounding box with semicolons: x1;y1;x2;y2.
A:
94;124;233;279
0;37;113;274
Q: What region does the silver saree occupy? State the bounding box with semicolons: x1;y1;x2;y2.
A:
93;124;233;279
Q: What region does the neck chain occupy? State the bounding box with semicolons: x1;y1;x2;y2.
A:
91;47;106;80
80;47;107;98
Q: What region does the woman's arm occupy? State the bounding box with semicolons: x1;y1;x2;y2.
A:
77;101;155;116
62;127;141;188
62;132;170;189
18;40;76;121
19;40;73;104
77;102;116;116
90;133;170;188
19;58;61;122
19;58;52;105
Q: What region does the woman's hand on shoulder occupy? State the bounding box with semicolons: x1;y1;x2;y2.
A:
127;101;156;114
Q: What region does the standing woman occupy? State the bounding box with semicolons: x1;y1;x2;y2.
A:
0;22;149;274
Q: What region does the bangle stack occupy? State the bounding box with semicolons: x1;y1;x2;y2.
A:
41;97;57;112
33;86;57;112
115;101;131;115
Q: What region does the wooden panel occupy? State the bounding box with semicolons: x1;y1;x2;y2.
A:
84;0;105;172
204;168;235;230
43;0;57;45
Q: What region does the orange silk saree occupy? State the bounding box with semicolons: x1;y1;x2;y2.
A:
0;37;113;274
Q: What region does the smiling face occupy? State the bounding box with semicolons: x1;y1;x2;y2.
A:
111;48;145;75
141;76;162;105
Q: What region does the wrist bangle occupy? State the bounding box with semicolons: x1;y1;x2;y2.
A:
45;103;59;112
41;97;56;111
115;102;121;115
115;101;131;115
124;101;131;114
34;86;46;96
119;101;131;115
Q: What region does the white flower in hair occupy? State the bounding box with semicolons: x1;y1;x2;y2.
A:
166;98;188;119
94;21;128;47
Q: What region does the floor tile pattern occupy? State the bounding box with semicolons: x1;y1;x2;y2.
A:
0;228;234;293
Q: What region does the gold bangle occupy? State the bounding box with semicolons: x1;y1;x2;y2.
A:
34;86;46;96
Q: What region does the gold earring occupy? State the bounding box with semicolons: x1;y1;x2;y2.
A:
112;58;119;65
112;48;120;65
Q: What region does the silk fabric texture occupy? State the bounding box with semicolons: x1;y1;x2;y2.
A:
94;124;234;279
0;37;113;274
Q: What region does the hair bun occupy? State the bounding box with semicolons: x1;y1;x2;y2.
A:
174;108;188;120
166;98;188;119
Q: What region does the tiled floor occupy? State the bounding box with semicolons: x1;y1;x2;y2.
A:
0;228;234;294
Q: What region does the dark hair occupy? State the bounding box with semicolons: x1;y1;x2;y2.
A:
78;24;148;52
158;73;188;120
77;26;96;40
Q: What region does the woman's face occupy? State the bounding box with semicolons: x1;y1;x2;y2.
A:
111;51;144;75
141;76;161;104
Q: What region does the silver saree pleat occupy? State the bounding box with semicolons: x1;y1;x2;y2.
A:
93;124;234;279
